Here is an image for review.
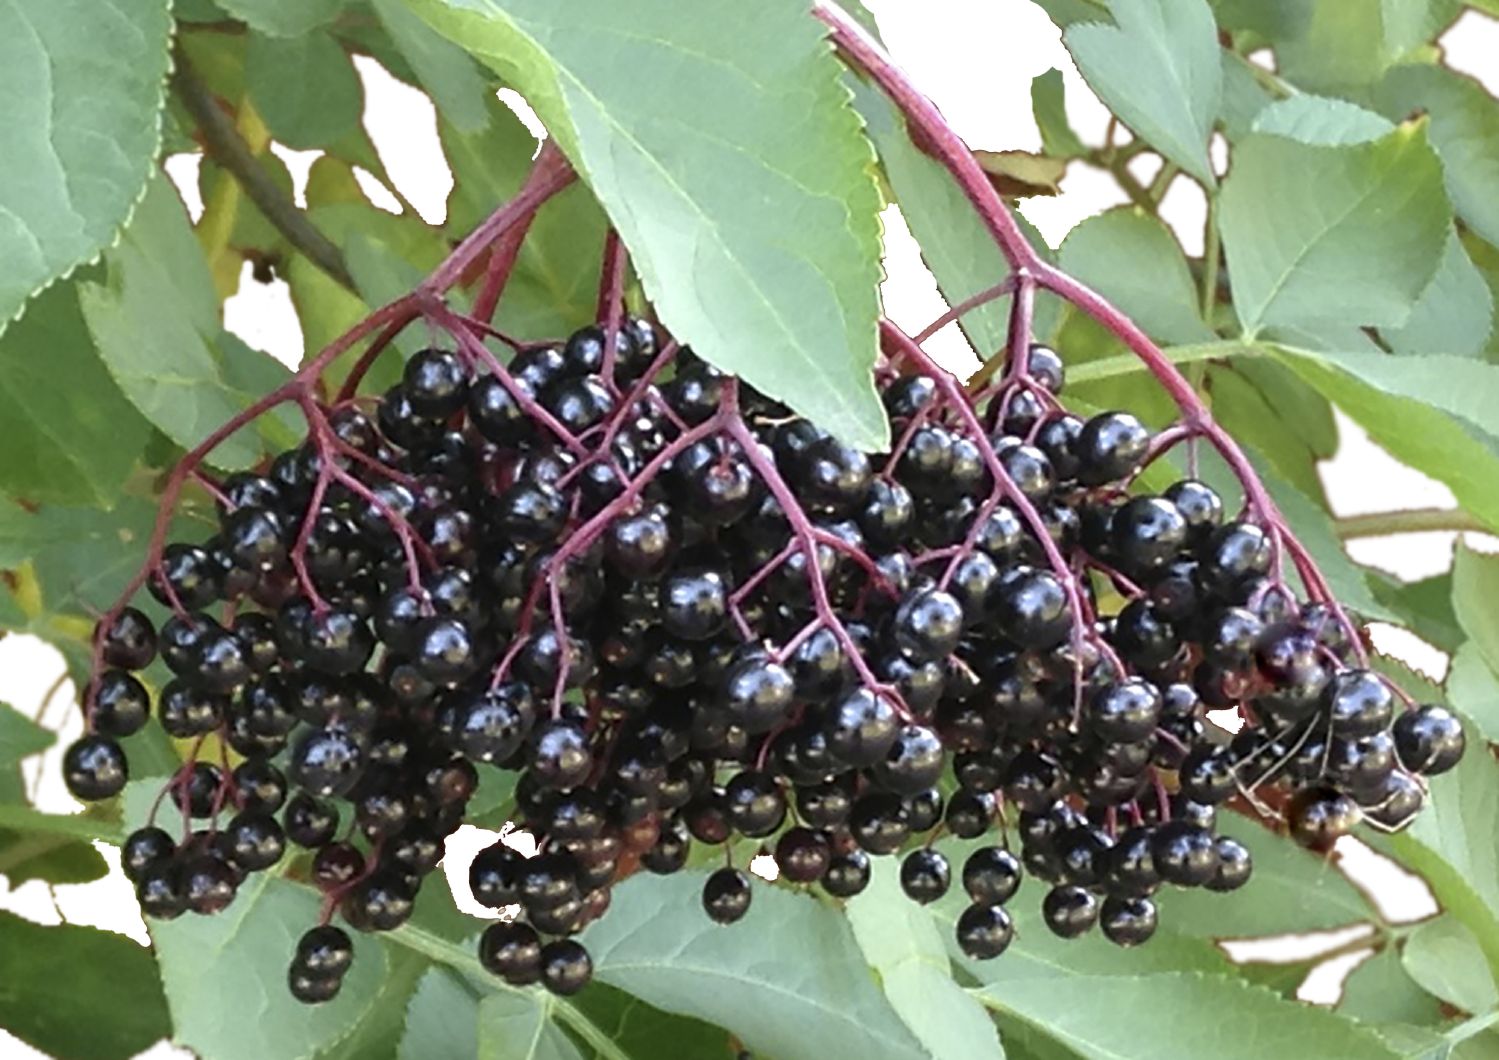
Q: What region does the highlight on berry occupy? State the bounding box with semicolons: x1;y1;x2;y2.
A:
3;1;1496;1058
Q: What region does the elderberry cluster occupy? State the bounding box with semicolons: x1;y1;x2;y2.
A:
67;312;1464;1002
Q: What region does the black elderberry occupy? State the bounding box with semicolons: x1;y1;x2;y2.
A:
182;856;238;915
849;793;910;855
403;348;468;416
224;812;286;872
1100;895;1157;946
995;567;1071;649
1076;411;1149;485
822;849;872;898
284;792;339;848
342;870;415;932
956;903;1014;960
721;656;795;734
703;866;753;924
1206;836;1253;892
136;862;188;921
874;724;945;795
1393;705;1465;775
893;587;964;664
99;608;158;671
62;735;128;802
1287;786;1361;849
899;848;951;904
122;827;177;883
91;670;150;738
944;790;996;839
825;687;900;767
480;921;543;985
1043;885;1100;939
539;939;593;996
963;846;1022;905
290;726;366;798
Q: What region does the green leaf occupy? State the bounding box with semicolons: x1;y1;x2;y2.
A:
0;910;171;1060
0;494;214;676
1275;0;1439;95
0;829;109;885
218;0;348;36
847;857;1006;1060
1268;345;1499;534
1031;69;1087;158
1369;571;1464;654
1452;545;1499;680
1447;642;1499;746
978;972;1401;1060
477;991;583;1060
1155;812;1374;937
79;178;301;469
0;701;53;768
1374;712;1499;977
1402;916;1499;1016
1221;126;1450;335
405;0;888;450
1057;208;1214;345
1375;65;1499;250
567;982;736;1059
1063;0;1222;187
851;76;1060;360
580;870;927;1060
1384;232;1495;357
1251;95;1395;146
370;0;494;133
399;968;480;1060
1340;947;1446;1027
0;279;153;506
246;30;364;151
0;0;172;338
317;949;431;1060
153;873;392;1060
1218;54;1275;142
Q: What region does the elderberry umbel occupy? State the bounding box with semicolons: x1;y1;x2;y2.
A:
66;126;1459;1005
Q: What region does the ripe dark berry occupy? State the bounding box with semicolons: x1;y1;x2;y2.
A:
91;670;150;737
873;724;945;795
703;867;753;923
342;870;415;931
995;568;1071;649
893;587;964;663
774;827;831;883
403;348;468;416
224;812;287;872
295;925;353;979
1288;787;1361;849
963;846;1023;904
821;850;871;898
290;726;366;798
122;827;176;883
183;856;238;915
825;687;900;767
1076;411;1149;485
62;735;128;801
956;902;1014;959
660;568;729;641
1087;679;1162;743
539;939;593;996
899;848;951;904
1151;822;1219;887
721;657;795;734
99;608;158;670
151;544;222;611
1326;670;1395;737
849;793;910;855
136;863;187;920
1043;885;1099;938
479;921;542;985
1206;836;1253;892
1392;705;1465;775
724;770;786;837
1100;896;1157;946
283;792;339;849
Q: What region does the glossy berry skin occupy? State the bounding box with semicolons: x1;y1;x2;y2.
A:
403;348;468;416
1043;885;1100;939
822;850;872;898
899;848;951;904
762;828;824;885
721;657;795;734
1110;497;1187;574
660;569;729;641
1076;411;1149;485
825;688;900;767
136;863;187;920
296;925;354;979
874;725;945;795
342;871;415;932
62;735;128;801
893;588;964;664
540;939;594;996
91;670;150;737
1100;896;1157;946
289;970;342;1005
122;827;176;883
225;812;287;872
963;846;1022;904
1288;787;1361;849
1393;705;1466;775
703;867;753;924
1151;822;1219;887
956;902;1014;960
290;727;366;798
1326;670;1396;737
995;568;1071;650
723;771;786;837
1206;836;1253;892
1087;679;1162;743
479;921;542;985
283;792;340;849
99;608;157;670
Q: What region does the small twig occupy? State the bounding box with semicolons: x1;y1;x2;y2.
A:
173;47;356;292
1335;508;1487;540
